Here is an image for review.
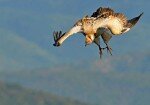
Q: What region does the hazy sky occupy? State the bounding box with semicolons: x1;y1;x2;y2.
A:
0;0;149;71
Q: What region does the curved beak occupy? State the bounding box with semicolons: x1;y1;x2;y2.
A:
85;34;95;46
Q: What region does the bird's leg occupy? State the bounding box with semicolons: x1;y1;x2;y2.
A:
93;35;106;59
98;45;102;59
98;45;106;59
105;43;112;56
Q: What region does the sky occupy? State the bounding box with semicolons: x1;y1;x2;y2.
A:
0;0;150;105
0;0;149;70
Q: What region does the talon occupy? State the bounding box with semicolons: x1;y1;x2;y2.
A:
98;46;106;59
101;47;106;50
106;46;112;55
99;49;102;58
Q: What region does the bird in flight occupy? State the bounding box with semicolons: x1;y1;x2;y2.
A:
53;7;143;58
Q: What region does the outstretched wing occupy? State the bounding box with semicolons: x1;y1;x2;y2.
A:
92;7;128;35
53;26;82;47
53;31;65;46
91;7;114;18
127;13;143;28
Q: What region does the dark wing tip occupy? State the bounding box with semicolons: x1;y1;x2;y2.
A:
127;12;143;28
140;12;144;17
137;12;144;19
91;7;114;17
53;31;64;47
53;42;60;47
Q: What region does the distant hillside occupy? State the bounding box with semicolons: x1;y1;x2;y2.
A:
0;81;89;105
0;52;149;105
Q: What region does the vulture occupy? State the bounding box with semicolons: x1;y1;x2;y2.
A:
53;7;143;58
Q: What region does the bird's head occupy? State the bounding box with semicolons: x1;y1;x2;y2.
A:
85;34;95;46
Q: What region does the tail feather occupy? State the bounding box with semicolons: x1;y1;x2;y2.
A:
127;12;143;28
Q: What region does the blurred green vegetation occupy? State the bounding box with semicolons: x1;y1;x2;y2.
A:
0;81;89;105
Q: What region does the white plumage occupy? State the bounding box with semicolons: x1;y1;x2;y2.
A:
53;7;143;58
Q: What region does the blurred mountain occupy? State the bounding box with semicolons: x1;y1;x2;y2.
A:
0;81;89;105
0;52;150;105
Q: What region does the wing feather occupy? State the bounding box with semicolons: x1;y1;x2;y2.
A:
91;7;114;18
53;26;82;46
93;7;128;35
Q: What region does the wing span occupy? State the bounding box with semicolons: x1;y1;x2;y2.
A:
53;26;82;47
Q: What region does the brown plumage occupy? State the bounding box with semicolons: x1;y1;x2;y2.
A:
92;7;127;26
91;7;114;18
53;7;143;58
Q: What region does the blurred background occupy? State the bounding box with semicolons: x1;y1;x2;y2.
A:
0;0;150;105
